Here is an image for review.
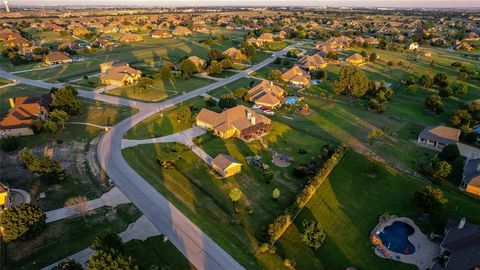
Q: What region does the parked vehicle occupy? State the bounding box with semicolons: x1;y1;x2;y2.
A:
264;110;275;115
252;104;262;109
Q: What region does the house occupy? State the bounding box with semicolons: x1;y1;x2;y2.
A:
0;95;51;137
409;42;419;51
45;51;73;65
298;54;327;70
281;65;310;87
0;183;10;212
72;25;91;36
257;33;274;43
192;21;207;32
187;56;206;71
196;105;272;142
431;218;480;270
223;47;247;62
455;42;473;52
346;53;365;65
417;126;461;150
100;61;142;87
461;158;480;196
211;154;242;178
172;26;192;36
247;80;286;108
151;29;172;39
119;33;144;43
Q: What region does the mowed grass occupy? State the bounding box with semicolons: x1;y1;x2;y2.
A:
277;151;480;270
123;119;329;269
105;75;214;102
5;204;142;270
0;84;49;114
209;77;258;98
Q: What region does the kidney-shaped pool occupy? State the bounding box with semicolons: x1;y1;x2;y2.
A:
378;221;416;255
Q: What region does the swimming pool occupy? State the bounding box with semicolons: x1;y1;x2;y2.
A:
378;221;416;255
285;96;299;105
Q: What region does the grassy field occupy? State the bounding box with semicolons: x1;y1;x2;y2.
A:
123;118;330;269
106;75;214;102
209;77;258;98
5;204;142;269
277;151;480;270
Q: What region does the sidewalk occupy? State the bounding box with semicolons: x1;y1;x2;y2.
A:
42;215;161;270
46;187;130;223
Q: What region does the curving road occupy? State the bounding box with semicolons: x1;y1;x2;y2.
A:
0;43;299;270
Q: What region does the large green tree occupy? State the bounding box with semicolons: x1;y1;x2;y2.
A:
19;148;66;182
0;204;46;242
51;85;82;116
336;66;369;98
425;95;443;114
413;185;448;214
87;250;138;270
179;59;198;79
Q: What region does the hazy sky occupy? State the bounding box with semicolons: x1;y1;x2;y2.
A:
8;0;480;8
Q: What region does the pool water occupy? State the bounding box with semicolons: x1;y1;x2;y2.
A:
378;221;416;254
285;96;299;105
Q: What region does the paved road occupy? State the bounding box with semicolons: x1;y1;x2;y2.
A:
1;43;298;270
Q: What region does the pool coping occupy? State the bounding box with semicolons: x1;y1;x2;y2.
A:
370;215;440;270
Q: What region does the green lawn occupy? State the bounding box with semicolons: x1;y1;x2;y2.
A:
123;120;329;269
277;151;480;270
106;76;214;102
5;204;142;270
209;77;258;98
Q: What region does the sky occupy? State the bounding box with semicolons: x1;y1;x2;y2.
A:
7;0;480;8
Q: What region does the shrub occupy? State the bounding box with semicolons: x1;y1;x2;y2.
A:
268;214;292;244
1;204;46;242
301;220;327;250
0;135;19;152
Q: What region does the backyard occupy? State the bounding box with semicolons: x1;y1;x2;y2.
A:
276;151;480;270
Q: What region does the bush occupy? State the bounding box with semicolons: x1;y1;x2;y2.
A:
0;204;46;242
301;220;327;250
0;135;19;152
268;214;292;244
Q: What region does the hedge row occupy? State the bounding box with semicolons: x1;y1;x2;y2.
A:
267;144;347;245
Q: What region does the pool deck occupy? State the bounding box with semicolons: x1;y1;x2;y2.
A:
372;216;439;270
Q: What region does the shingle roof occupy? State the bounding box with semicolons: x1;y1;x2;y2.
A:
440;219;480;270
212;154;240;170
419;126;461;145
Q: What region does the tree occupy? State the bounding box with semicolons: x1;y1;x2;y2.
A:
87;249;138;270
369;52;378;62
272;188;280;200
301;220;326;250
52;259;83;270
368;128;384;145
268;69;283;83
91;232;124;254
179;59;198;79
51;86;82;116
241;44;256;58
19;148;66;182
438;144;460;163
233;87;249;102
218;93;237;109
367;160;383;176
433;72;449;88
229;187;242;203
431;159;452;178
177;105;192;123
425;95;443;114
336;66;369;98
418;74;433;88
413;185;448;214
0;135;19;152
439;86;453;97
206;60;224;74
159;64;173;80
0;203;46;242
208;48;224;62
452;82;467;96
65;195;89;218
49;109;70;129
137;77;154;93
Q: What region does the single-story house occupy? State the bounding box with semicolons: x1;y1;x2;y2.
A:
281;65;310;87
346;53;365;65
151;29;173;39
461;158;480;196
223;47;247;62
247;80;286;108
430;218;480;270
196;105;272;142
0;95;51;137
257;33;274;43
417;126;461;150
298;54;327;70
45;51;73;65
187;56;206;71
211;154;242;178
172;26;192;36
119;33;144;43
100;61;142;86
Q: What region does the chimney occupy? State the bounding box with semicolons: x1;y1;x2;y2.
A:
458;218;466;229
251;116;256;125
8;98;14;108
247;112;252;119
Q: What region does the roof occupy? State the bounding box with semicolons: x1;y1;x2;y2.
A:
196;105;271;134
0;95;50;130
0;183;8;193
462;158;480;189
347;53;363;61
46;51;72;62
101;62;141;82
418;126;461;145
247;80;285;106
187;56;205;67
298;54;327;67
281;65;310;83
211;154;241;171
439;219;480;270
